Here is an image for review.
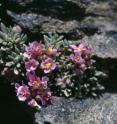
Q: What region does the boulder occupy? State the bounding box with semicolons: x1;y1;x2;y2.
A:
4;0;117;35
83;32;117;59
4;0;117;58
35;93;117;124
4;0;85;36
7;11;80;35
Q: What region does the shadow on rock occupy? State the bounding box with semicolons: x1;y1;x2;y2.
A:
5;0;85;21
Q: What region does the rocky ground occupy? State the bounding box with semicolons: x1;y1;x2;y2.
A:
0;0;117;124
35;93;117;124
1;0;117;58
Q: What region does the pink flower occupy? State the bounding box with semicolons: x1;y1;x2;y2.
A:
75;64;86;74
28;99;41;108
41;76;49;89
79;63;86;70
82;47;92;61
24;41;41;59
41;91;52;106
70;43;86;53
27;73;41;89
16;84;30;101
35;91;52;106
70;53;85;65
27;73;48;89
25;59;39;72
23;47;33;59
56;77;70;88
12;25;22;33
40;58;56;73
46;47;57;56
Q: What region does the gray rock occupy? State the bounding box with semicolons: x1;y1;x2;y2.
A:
5;0;85;35
83;32;117;59
80;0;117;33
5;1;117;58
6;0;33;6
6;0;117;34
7;11;80;34
6;0;85;6
35;93;117;124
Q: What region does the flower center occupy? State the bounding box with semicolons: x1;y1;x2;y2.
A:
75;57;80;62
33;80;40;87
44;63;52;69
33;80;38;84
21;91;29;97
35;47;39;52
31;62;36;67
48;48;53;52
27;51;32;55
75;47;81;52
46;96;50;101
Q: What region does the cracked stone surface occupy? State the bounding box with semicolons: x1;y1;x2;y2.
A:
35;93;117;124
83;32;117;59
2;0;117;59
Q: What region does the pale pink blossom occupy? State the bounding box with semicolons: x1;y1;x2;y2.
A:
40;58;56;73
16;84;30;101
24;41;41;59
25;59;39;72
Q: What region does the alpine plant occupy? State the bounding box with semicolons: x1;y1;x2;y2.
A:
0;25;105;109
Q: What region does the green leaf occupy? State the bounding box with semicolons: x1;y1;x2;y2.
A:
89;77;98;81
21;34;27;41
95;71;103;77
0;31;6;39
56;35;64;42
44;35;49;46
14;68;19;75
8;55;15;60
0;39;3;43
5;62;14;67
0;23;8;33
